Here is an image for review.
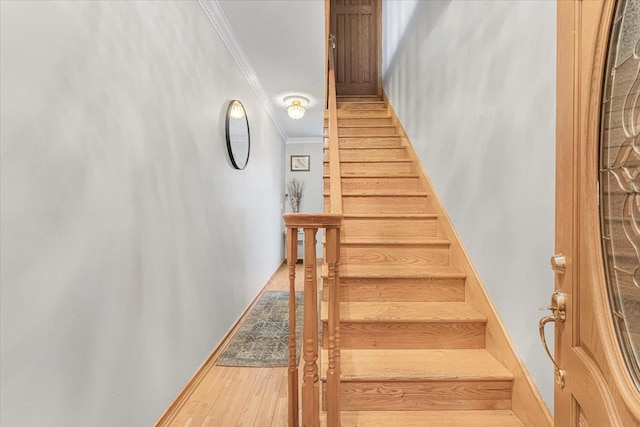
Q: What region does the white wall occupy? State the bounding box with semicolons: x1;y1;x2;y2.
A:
285;139;325;257
383;0;556;409
0;2;285;426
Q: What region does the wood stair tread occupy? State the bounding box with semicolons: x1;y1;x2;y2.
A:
324;159;412;163
323;146;404;150
341;237;449;245
321;349;513;381
342;213;437;219
338;135;403;139
338;100;386;104
324;174;420;179
321;301;486;322
338;135;405;141
339;134;401;138
325;410;525;426
332;191;429;197
330;264;467;279
337;123;397;128
336;111;391;117
336;193;431;199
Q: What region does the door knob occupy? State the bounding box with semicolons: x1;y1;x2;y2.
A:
550;253;567;274
539;291;566;388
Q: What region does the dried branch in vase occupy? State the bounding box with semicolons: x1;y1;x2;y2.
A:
286;178;305;213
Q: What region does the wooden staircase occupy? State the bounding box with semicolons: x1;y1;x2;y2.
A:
319;97;551;426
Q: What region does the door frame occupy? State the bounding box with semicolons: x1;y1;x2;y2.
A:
556;0;640;425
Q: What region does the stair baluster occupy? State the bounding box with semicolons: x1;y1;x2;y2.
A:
325;226;341;427
286;227;299;427
284;214;342;427
302;227;319;426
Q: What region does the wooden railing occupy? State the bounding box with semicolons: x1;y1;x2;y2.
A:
327;34;343;215
285;214;342;427
285;34;343;427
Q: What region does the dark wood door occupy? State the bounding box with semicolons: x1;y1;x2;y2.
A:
330;0;381;96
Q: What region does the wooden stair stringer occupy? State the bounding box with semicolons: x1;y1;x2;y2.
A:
382;92;553;427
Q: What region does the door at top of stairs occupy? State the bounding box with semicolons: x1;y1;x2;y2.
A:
330;0;381;96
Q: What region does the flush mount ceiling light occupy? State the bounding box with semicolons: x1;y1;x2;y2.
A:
284;96;310;120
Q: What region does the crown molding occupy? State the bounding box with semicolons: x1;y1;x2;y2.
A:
198;0;288;141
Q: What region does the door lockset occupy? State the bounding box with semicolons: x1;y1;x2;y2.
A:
539;291;567;388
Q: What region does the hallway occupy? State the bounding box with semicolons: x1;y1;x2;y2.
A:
1;1;559;426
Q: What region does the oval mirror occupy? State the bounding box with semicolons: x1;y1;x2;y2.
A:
225;100;250;170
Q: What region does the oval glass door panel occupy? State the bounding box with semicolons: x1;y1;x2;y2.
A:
600;0;640;389
226;100;250;170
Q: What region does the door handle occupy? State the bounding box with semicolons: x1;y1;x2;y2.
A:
539;291;566;388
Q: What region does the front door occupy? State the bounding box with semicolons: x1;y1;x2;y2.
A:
330;0;381;96
554;0;640;425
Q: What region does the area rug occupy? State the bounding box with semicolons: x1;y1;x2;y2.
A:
216;290;304;367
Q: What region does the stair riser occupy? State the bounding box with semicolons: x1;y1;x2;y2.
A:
338;102;386;110
323;276;465;302
337;110;390;119
325;322;485;349
341;245;450;266
324;148;407;162
340;217;438;239
327;196;433;214
325;117;394;126
324;177;420;193
324;162;413;175
338;137;404;148
321;380;512;411
334;280;465;302
339;127;399;137
342;118;393;126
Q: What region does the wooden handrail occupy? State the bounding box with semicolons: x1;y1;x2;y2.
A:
325;34;343;427
284;213;342;427
327;37;343;215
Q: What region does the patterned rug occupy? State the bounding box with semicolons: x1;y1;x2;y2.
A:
216;290;304;367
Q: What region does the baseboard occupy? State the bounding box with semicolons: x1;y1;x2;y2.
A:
154;261;285;426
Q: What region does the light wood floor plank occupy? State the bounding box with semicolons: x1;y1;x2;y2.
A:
158;262;312;427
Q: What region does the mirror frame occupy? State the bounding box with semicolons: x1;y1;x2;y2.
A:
225;100;250;170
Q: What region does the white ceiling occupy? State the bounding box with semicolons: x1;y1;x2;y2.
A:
216;0;326;141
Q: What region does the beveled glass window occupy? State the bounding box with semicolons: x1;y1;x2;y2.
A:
600;0;640;390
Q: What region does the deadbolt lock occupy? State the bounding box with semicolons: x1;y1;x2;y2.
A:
550;253;567;274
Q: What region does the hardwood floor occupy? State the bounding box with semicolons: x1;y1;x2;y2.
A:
158;262;310;427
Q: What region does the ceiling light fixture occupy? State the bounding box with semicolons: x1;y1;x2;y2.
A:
284;96;310;120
